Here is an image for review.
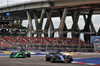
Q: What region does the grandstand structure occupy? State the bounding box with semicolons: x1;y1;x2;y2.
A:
0;36;94;52
0;0;100;51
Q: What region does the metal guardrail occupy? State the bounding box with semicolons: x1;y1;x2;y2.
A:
0;28;99;34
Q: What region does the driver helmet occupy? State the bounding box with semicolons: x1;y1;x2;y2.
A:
57;51;60;54
20;50;22;52
25;49;27;51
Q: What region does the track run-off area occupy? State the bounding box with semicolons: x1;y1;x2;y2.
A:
0;51;100;66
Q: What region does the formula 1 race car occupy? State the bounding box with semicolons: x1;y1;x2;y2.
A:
46;52;73;63
9;50;31;58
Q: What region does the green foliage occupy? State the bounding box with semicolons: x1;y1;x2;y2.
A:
10;24;27;36
16;24;27;29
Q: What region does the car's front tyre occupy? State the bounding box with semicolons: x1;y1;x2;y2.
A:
66;55;73;63
27;53;31;57
46;55;51;61
10;53;14;58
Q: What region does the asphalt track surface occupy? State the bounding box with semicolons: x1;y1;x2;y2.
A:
0;54;100;66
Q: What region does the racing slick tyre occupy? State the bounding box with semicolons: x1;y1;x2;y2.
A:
27;53;31;57
46;58;50;61
46;55;51;61
50;58;54;63
67;56;73;63
22;53;26;58
10;53;14;58
50;56;55;63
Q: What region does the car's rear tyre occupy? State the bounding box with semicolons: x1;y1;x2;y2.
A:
50;58;54;63
67;56;73;63
67;60;72;63
10;53;14;58
27;53;31;57
50;56;55;63
46;55;51;61
46;58;50;61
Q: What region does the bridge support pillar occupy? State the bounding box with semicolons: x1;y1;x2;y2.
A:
83;14;96;33
33;9;46;37
50;18;54;38
39;9;46;37
62;24;67;38
59;11;67;38
33;10;39;37
26;10;34;37
59;8;68;38
44;9;52;37
71;9;81;39
83;10;93;43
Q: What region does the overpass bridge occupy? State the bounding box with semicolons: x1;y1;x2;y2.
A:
0;0;100;42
